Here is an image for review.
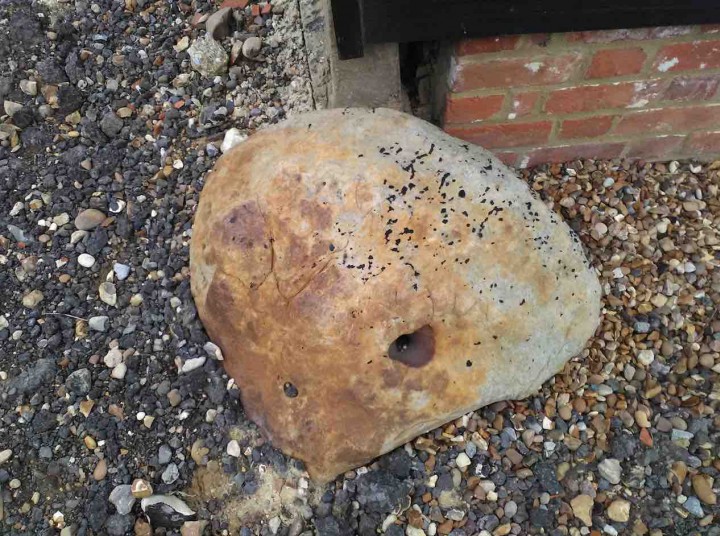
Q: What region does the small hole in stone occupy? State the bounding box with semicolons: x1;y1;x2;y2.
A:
283;382;298;398
466;360;472;367
388;325;435;368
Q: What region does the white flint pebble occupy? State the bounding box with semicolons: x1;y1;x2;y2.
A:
111;362;127;379
455;452;471;469
221;128;247;153
226;440;241;457
637;349;655;366
78;254;96;268
103;347;123;368
180;356;206;373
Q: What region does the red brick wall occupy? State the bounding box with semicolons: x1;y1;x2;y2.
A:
442;26;720;167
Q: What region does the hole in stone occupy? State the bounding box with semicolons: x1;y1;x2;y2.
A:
388;325;435;368
283;382;298;398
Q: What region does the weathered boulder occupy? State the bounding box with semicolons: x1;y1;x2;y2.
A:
190;108;601;482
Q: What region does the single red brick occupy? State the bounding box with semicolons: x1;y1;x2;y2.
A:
685;130;720;155
521;141;626;168
220;0;249;8
565;28;651;43
445;121;552;149
493;151;519;167
251;4;261;16
653;40;720;73
614;105;720;135
545;83;635;114
508;91;541;118
586;48;646;79
452;53;582;92
625;135;685;159
559;115;615;139
456;35;519;56
444;94;505;124
260;3;272;15
661;74;720;101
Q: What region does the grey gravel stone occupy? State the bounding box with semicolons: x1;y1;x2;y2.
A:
158;445;172;465
206;7;232;40
683;496;704;517
74;208;106;231
598;458;622;485
113;263;130;280
88;316;109;332
162;463;179;484
242;36;262;59
109;485;135;515
7;358;56;396
65;368;92;395
188;37;229;77
355;471;411;515
100;112;123;137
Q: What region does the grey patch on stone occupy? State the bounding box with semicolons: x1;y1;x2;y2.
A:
6;358;56;396
7;225;33;243
89;316;109;332
109;485;135;515
683;496;704;517
158;445;172;465
113;263;130;281
355;471;412;515
100;112;123;137
65;368;92;395
598;458;622;485
162;463;179;484
106;514;134;536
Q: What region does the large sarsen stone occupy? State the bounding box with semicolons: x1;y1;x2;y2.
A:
190;108;601;482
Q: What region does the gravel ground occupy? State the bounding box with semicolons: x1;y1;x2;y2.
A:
1;1;720;535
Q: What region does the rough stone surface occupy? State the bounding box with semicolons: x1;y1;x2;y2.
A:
190;108;602;482
187;37;228;77
570;494;593;526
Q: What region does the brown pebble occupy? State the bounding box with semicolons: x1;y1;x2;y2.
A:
692;474;717;505
93;458;107;481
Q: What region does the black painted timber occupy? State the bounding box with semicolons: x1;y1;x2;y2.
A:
333;0;720;59
331;0;365;59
